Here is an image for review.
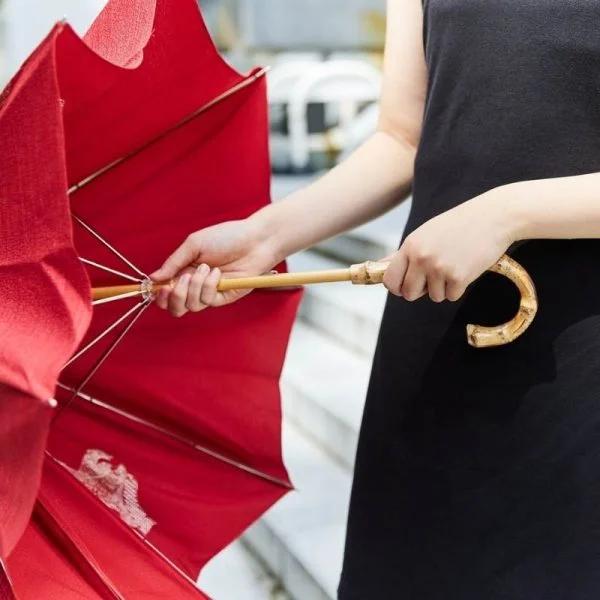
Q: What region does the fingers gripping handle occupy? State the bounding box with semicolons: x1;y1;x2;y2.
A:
466;254;538;348
348;257;537;347
91;256;537;347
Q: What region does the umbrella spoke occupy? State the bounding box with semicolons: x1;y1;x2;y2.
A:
55;384;292;491
56;300;151;420
80;258;144;284
64;301;149;369
73;215;148;280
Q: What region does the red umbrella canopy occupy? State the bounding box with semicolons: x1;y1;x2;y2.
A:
0;26;91;565
5;0;301;596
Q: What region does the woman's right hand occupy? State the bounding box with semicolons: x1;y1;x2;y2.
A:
150;218;279;317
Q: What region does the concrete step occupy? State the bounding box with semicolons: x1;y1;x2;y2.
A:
286;252;386;357
243;422;352;600
282;321;369;470
199;541;290;600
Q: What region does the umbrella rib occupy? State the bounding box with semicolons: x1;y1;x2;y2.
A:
56;300;151;420
131;532;204;592
67;69;268;197
80;257;143;284
0;560;16;600
33;498;125;600
55;383;292;490
73;214;148;280
45;453;207;597
64;301;148;368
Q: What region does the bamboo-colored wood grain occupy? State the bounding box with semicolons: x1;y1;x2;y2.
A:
466;254;538;348
91;256;538;347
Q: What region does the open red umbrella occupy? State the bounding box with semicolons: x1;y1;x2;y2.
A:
3;0;301;596
0;23;91;581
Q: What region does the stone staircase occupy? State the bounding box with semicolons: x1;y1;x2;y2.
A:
238;186;411;600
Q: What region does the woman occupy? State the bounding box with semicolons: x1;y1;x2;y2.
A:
152;1;600;597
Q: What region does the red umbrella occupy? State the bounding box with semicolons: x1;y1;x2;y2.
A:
4;0;301;596
0;24;91;579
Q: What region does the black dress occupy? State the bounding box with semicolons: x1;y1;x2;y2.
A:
339;2;600;599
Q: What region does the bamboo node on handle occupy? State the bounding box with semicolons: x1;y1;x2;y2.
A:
466;254;538;348
349;261;388;285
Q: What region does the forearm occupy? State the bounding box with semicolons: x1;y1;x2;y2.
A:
496;173;600;243
251;130;416;262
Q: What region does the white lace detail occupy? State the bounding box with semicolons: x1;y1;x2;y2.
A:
62;449;156;536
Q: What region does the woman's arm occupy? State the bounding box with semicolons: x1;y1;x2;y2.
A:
252;0;428;263
152;0;428;316
380;171;600;304
500;173;600;241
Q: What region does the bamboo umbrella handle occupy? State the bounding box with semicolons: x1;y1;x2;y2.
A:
91;255;537;347
466;254;538;348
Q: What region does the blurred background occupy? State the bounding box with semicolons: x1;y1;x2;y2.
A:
0;1;410;598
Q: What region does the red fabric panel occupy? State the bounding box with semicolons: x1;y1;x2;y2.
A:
0;29;91;402
84;0;156;69
0;390;51;558
0;28;91;563
0;561;16;600
8;461;208;599
51;0;301;582
2;0;301;593
51;290;300;576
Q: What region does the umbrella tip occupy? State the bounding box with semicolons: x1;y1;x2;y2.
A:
59;15;68;25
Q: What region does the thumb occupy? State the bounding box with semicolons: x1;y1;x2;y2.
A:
151;236;201;281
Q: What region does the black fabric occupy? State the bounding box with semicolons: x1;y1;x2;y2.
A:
339;2;600;599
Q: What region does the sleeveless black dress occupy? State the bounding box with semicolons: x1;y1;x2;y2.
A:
338;2;600;599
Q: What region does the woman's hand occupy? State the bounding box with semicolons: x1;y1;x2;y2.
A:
383;188;518;302
150;218;279;317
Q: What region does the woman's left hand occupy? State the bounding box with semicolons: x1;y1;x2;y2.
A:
383;188;518;302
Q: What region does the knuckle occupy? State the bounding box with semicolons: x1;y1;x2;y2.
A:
414;251;431;266
446;270;464;286
431;260;446;274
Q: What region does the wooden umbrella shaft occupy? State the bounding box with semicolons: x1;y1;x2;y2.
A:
90;256;539;348
92;267;350;302
91;262;388;302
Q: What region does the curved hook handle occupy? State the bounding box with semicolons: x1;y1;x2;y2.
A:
467;254;538;348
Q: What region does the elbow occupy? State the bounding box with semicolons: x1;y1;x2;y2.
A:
376;113;421;157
